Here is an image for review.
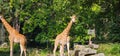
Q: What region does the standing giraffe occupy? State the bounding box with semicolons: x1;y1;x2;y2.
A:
0;15;27;56
53;15;76;56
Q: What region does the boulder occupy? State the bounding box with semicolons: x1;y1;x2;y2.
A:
0;42;8;48
90;53;105;56
89;44;99;49
74;44;86;51
83;48;97;55
73;44;104;56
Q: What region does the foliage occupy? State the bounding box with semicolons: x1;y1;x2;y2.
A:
0;0;120;46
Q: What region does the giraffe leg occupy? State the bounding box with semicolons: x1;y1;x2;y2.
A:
23;47;26;56
61;45;64;56
10;41;13;56
67;43;70;56
60;45;63;56
9;35;13;56
20;43;26;56
53;42;58;56
20;45;23;56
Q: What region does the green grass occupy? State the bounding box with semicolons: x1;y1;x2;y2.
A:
0;43;120;56
27;48;52;56
98;43;120;56
0;48;9;56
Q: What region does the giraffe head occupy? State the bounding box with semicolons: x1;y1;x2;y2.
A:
0;15;3;20
70;14;76;23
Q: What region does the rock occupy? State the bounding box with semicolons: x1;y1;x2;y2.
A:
69;50;74;56
84;48;97;55
97;53;105;56
0;42;8;48
78;48;97;56
73;44;104;56
74;44;86;51
47;54;54;56
79;52;85;56
74;50;80;56
89;44;99;49
90;53;105;56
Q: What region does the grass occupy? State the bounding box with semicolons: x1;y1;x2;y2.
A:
0;48;9;56
0;43;120;56
27;48;52;56
98;43;120;56
0;47;52;56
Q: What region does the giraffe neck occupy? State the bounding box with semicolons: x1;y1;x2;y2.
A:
0;18;17;34
62;20;73;35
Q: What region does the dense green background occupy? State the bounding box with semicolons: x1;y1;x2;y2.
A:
0;0;120;48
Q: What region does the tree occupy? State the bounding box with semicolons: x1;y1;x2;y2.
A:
0;0;120;47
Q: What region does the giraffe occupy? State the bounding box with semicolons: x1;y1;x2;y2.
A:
0;15;27;56
53;15;76;56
